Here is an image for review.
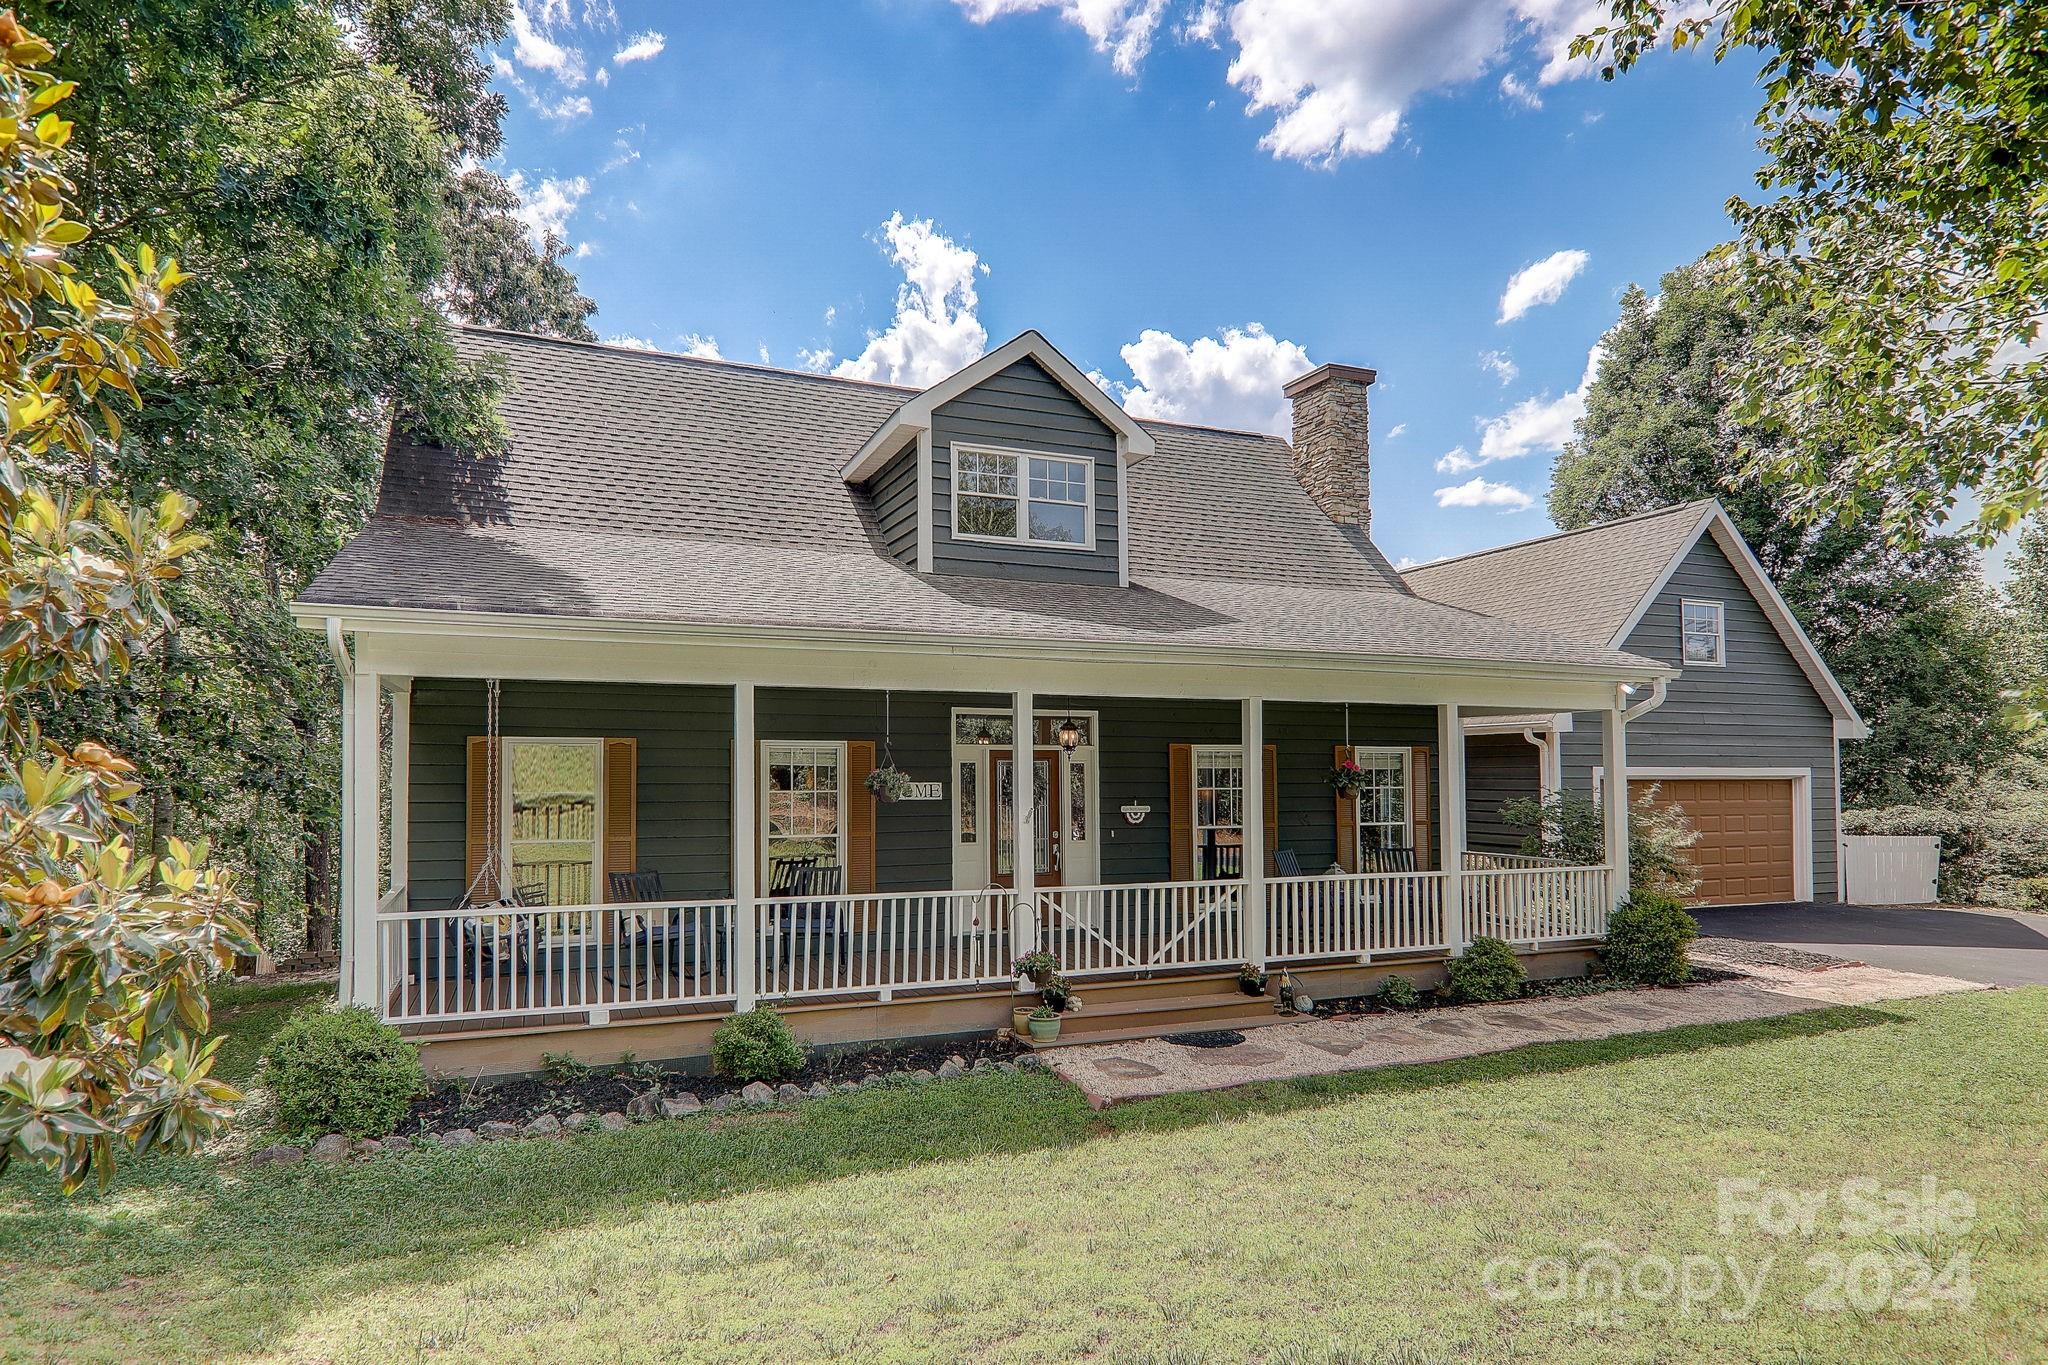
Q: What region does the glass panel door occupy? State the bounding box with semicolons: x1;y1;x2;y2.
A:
991;749;1060;887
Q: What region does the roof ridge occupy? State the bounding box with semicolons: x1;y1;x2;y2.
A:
1401;499;1716;576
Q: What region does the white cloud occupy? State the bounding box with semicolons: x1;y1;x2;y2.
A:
1434;476;1534;511
1472;340;1603;462
1099;324;1312;435
1385;422;1407;439
952;0;1172;76
1498;249;1589;322
797;346;836;372
606;334;656;350
833;213;989;387
613;30;665;64
1499;72;1542;109
1479;349;1519;384
757;341;772;364
822;305;837;327
509;0;587;85
1434;445;1478;474
504;172;591;248
677;333;723;359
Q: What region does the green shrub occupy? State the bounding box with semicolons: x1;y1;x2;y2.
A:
1444;936;1525;1004
260;1005;424;1139
710;1007;806;1082
1603;891;1699;985
2014;876;2048;914
1498;787;1702;898
1376;975;1419;1010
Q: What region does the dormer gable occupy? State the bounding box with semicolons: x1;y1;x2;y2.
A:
846;332;1152;585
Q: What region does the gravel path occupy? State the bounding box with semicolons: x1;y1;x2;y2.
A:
1049;965;1987;1107
1693;937;1854;972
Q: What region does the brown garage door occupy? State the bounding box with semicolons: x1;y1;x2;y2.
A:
1629;777;1797;906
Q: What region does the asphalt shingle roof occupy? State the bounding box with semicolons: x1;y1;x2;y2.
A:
300;329;1671;675
1398;501;1713;646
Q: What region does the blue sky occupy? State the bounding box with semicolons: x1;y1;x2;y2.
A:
485;0;1780;571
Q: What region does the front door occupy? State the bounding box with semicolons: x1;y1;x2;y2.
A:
991;748;1062;888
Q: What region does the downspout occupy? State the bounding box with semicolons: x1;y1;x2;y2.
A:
1621;677;1667;725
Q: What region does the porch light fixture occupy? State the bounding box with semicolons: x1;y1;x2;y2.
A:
1056;716;1083;752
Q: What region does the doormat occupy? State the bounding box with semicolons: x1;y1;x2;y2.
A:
1162;1029;1247;1049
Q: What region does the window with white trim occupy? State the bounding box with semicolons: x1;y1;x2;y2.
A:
1349;747;1412;852
1680;599;1726;666
1193;746;1245;881
762;742;844;883
953;445;1092;548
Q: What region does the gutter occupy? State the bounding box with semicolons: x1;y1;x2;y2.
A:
1621;677;1668;723
324;616;353;680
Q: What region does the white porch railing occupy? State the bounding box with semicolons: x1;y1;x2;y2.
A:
753;888;1016;1001
1034;879;1246;976
1462;865;1612;944
1461;850;1570;871
1266;871;1449;963
374;899;739;1026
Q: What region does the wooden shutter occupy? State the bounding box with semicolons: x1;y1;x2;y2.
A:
1262;744;1279;875
464;737;500;900
602;738;637;901
1333;745;1358;873
1411;744;1434;870
846;740;877;893
1167;743;1194;883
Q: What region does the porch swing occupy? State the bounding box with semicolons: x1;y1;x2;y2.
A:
446;679;531;981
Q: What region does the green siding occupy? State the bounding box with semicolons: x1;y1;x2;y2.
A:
1466;733;1541;854
1268;702;1440;870
407;680;733;909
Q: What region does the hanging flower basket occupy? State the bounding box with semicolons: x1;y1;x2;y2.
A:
1329;758;1371;795
866;764;914;803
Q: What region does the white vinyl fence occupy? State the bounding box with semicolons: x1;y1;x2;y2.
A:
1842;835;1940;905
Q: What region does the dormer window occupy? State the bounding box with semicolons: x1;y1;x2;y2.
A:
954;445;1093;550
1680;599;1725;666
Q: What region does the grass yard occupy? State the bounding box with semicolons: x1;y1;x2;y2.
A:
3;984;2045;1363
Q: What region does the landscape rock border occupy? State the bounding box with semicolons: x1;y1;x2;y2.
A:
248;1053;1046;1166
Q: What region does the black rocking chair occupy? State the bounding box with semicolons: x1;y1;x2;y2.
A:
776;863;847;963
611;869;728;983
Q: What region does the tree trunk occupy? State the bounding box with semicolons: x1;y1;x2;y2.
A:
304;817;334;953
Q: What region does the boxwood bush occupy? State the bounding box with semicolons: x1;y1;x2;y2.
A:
711;1007;806;1082
1603;890;1699;986
1376;974;1420;1010
1445;936;1525;1003
260;1005;424;1139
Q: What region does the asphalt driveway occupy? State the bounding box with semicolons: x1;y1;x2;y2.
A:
1690;902;2048;988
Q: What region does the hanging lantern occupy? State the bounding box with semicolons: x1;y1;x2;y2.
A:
1056;716;1083;752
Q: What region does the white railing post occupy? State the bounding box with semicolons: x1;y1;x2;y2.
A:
387;677;410;905
733;683;758;1011
342;666;382;1009
1602;700;1630;916
1241;696;1267;967
1438;702;1467;954
1011;687;1037;959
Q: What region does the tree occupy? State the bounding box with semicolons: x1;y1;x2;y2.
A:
2002;516;2048;733
22;0;592;951
1552;256;2009;806
1576;1;2047;546
0;13;255;1192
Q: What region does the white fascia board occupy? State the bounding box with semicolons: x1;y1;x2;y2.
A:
1606;500;1867;734
840;330;1154;483
1459;712;1571;736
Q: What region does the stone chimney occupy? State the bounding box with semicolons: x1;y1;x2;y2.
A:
1282;362;1377;532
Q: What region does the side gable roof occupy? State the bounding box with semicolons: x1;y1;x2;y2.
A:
843;330;1154;482
1401;500;1867;735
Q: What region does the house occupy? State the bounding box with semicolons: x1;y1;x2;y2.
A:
1402;501;1867;907
294;327;1675;1075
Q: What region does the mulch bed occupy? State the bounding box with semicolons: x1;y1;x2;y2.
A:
1303;966;1746;1022
407;1032;1029;1133
1162;1030;1249;1049
1693;937;1856;972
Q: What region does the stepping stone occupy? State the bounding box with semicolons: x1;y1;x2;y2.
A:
1368;1028;1428;1047
1602;1001;1671;1021
1303;1036;1365;1057
1547;1007;1613;1026
1091;1057;1164;1079
1487;1012;1560;1033
1417;1018;1476;1037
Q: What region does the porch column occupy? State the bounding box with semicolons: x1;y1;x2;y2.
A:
1241;696;1267;967
733;683;758;1011
386;677;411;905
341;665;381;1009
1602;699;1630;911
1438;702;1467;954
1011;687;1037;957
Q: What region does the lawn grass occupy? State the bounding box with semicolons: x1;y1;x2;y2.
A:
2;986;2044;1362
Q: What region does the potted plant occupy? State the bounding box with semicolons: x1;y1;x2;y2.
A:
1328;757;1370;795
1012;950;1059;990
865;765;914;802
1236;962;1269;997
1027;1005;1063;1042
